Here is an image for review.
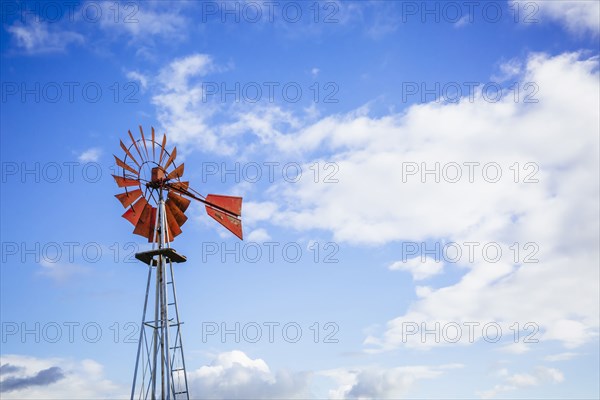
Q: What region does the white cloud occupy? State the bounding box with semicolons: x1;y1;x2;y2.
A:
543;352;578;362
321;363;462;399
156;54;215;92
95;1;190;42
222;105;302;147
145;55;314;158
150;54;235;155
126;71;148;91
243;202;280;226
541;319;595;349
492;58;523;82
6;22;84;55
188;352;464;399
536;366;565;383
511;0;600;35
187;350;310;399
414;285;433;298
4;2;192;56
247;52;599;351
505;372;537;387
454;15;470;28
263;52;598;244
478;366;564;399
37;260;90;283
389;257;444;281
0;355;125;399
1;351;310;400
247;228;271;242
77;147;101;162
499;341;531;355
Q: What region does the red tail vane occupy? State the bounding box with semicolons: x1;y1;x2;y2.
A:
205;194;242;217
205;205;243;240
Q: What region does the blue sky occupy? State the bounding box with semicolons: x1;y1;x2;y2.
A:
1;0;599;398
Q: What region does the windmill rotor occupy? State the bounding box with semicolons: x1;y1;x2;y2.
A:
113;126;243;241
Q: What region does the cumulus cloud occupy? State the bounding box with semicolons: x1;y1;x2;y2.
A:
1;352;306;399
261;52;598;244
246;228;272;242
0;366;64;393
389;257;444;281
77;147;102;162
242;201;280;226
144;54;324;158
0;355;124;399
478;366;564;399
512;0;600;35
543;352;578;362
151;54;236;154
126;71;148;91
499;341;531;355
492;58;523;82
0;364;23;375
187;350;310;399
156;54;216;92
321;363;463;399
241;52;599;351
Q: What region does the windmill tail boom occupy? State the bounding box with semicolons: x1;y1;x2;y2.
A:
164;183;244;240
204;194;243;240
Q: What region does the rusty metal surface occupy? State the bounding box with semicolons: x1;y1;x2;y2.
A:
151;167;166;183
128;130;145;163
139;125;149;159
205;205;243;240
166;197;188;226
122;196;148;226
167;163;184;180
164;147;177;170
115;188;143;208
112;175;141;188
169;181;190;192
147;207;157;242
114;155;138;176
120;140;140;168
159;134;167;165
133;203;155;240
151;127;156;161
167;192;191;213
165;206;183;239
205;194;242;216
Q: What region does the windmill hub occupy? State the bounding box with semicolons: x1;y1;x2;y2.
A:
148;166;167;189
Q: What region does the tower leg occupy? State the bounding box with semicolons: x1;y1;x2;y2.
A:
131;265;152;400
166;259;190;399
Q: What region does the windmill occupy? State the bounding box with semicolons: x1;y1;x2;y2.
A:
113;126;243;400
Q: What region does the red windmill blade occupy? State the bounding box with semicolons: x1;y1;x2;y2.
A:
113;126;244;241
